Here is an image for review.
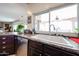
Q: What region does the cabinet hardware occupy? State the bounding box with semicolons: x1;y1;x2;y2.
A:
2;37;6;40
2;46;6;49
2;42;6;44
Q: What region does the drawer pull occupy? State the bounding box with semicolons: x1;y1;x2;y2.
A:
2;46;6;49
2;38;6;40
2;42;6;44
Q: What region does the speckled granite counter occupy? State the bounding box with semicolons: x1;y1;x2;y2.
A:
0;32;79;55
16;34;79;55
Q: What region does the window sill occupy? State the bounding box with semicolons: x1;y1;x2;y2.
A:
35;31;79;37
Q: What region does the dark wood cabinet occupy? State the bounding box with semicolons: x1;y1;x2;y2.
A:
0;35;15;56
29;47;43;56
29;40;43;51
28;40;78;56
0;35;26;56
28;40;43;56
43;44;77;56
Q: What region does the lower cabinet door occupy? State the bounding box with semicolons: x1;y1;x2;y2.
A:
43;44;77;56
29;47;43;56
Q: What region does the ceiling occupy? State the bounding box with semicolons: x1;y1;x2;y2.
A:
27;3;64;14
0;3;27;22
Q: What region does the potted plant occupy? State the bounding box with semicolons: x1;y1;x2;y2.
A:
16;24;24;34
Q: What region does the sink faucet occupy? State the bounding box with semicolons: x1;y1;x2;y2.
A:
50;24;56;32
49;24;56;35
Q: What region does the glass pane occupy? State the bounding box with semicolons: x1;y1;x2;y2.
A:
39;13;49;22
35;12;49;31
39;23;49;31
35;23;38;31
50;4;77;21
50;4;77;33
50;20;73;32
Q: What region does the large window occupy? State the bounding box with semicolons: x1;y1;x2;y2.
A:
34;4;78;33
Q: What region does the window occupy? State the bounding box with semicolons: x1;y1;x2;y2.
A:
35;12;49;31
34;4;78;33
50;4;77;33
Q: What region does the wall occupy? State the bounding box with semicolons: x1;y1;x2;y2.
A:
27;10;33;30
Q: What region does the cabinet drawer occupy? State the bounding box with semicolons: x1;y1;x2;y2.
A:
0;40;14;45
0;44;14;50
0;48;15;55
0;35;14;45
29;40;43;51
0;35;14;40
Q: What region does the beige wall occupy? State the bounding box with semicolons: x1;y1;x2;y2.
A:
27;10;33;30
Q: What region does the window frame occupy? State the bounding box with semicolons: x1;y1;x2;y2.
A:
33;3;78;37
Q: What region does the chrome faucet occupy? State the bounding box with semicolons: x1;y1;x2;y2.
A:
50;24;56;32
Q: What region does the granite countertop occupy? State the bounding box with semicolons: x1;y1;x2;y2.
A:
16;34;79;55
0;32;79;54
18;34;78;48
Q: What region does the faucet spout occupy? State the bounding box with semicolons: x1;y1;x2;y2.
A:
50;24;56;31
